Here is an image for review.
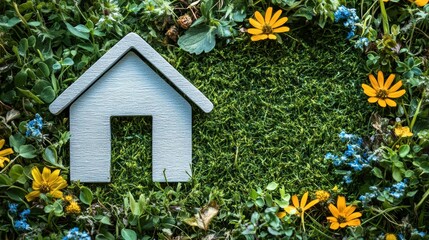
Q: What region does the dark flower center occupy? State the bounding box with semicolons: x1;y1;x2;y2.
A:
40;182;50;193
377;89;388;99
338;215;347;224
262;24;273;34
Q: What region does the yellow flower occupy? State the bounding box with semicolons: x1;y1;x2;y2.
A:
25;167;68;202
411;0;428;6
326;196;362;230
362;71;406;107
0;139;14;168
315;190;330;202
66;201;81;214
277;192;319;230
394;126;413;138
385;233;397;240
248;7;290;41
332;185;339;192
64;195;74;202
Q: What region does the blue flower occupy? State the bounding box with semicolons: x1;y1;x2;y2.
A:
14;219;30;231
63;227;91;240
8;203;18;214
334;5;360;40
20;209;30;219
385;179;408;199
26;113;44;138
412;229;427;237
354;37;369;50
343;173;352;184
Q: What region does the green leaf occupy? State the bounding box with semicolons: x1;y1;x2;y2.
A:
177;25;217;54
255;197;265;207
121;229;137;240
372;167;383;178
18;145;37;159
39;86;56;103
99;216;112;225
79;186;93;205
62;58;74;66
9;164;26;184
37;62;50;78
18;38;28;57
75;24;90;33
266;182;278;191
43;146;59;166
16;87;44;104
392;167;403;182
28;21;41;27
0;17;21;28
65;22;89;40
6;186;27;202
9;133;25;152
399;145;410;158
0;174;12;186
53;61;61;71
14;70;28;88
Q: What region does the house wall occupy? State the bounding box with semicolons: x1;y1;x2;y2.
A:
69;51;192;182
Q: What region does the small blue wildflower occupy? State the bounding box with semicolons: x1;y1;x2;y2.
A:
325;153;335;160
63;227;91;240
386;179;407;199
354;37;369;50
14;219;30;231
412;229;427;237
338;130;355;142
26;113;44;138
20;209;30;219
397;233;405;240
8;203;18;214
343;172;352;184
334;5;360;40
344;144;355;157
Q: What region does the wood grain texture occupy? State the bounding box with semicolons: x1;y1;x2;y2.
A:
49;32;213;115
70;52;192;182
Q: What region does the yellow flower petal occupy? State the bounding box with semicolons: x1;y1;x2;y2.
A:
271;17;288;29
0;139;4;149
249;18;263;29
42;167;52;181
384;74;395;89
326;216;338;223
388;80;403;93
32;167;43;184
300;192;309;209
269;10;283;26
344;205;356;216
49;190;64;199
48;169;61;183
346;212;362;221
273;26;290;33
369;74;379;90
385;98;397;107
268;34;276;40
25;190;41;202
303;199;319;211
346;218;361;227
265;7;273;24
330;222;340;230
362;84;377;96
414;0;428;6
377;71;385;89
378;99;387;107
339;222;348;228
277;211;286;219
0;157;10;168
368;97;379;103
248;28;263;35
254;11;265;25
337;196;346;212
292;195;299;208
285;206;298;215
328;204;340;218
251;34;268;41
388;89;406;98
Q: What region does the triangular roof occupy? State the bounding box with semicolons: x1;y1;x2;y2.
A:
49;32;213;115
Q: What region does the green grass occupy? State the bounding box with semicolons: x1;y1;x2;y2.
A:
94;27;374;229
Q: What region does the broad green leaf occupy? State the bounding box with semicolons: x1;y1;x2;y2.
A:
65;22;89;40
9;133;25;152
99;216;112;225
266;182;278;191
32;80;51;94
75;24;90;33
52;62;61;71
43;146;58;165
0;17;21;28
14;70;28;88
399;145;410;158
372;167;383;178
255;197;265;207
121;229;137;240
62;58;74;66
28;21;41;27
18;144;37;159
6;186;27;202
37;62;50;78
178;25;217;54
0;174;12;186
18;38;28;57
39;86;56;103
9;164;26;184
392;167;403;182
79;186;93;205
16;87;44;104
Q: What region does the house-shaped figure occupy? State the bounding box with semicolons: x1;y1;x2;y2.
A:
49;33;213;182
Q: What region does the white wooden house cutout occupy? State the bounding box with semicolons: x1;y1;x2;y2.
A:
49;32;213;183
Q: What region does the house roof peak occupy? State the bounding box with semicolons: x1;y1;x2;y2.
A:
49;32;213;115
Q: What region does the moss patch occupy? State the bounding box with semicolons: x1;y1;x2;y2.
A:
99;28;372;210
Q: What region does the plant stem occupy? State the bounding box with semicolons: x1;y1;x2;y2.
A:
378;0;390;35
410;89;425;131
